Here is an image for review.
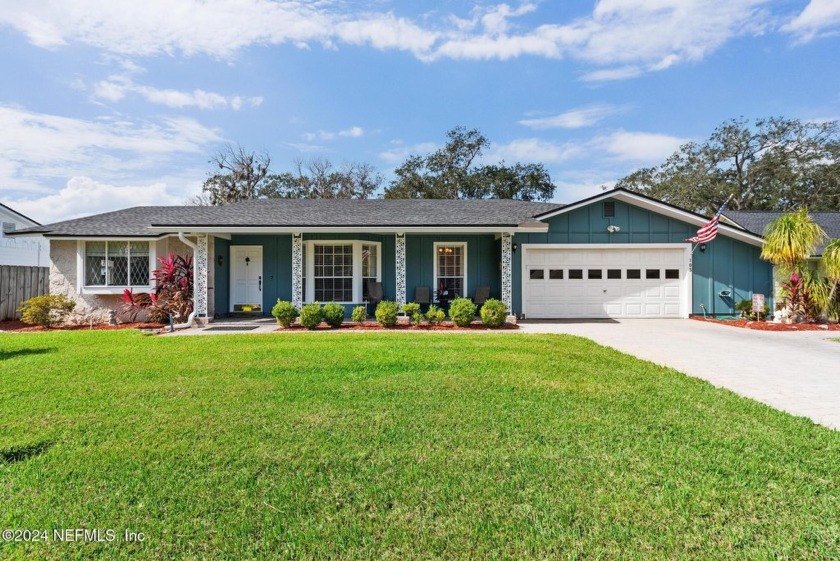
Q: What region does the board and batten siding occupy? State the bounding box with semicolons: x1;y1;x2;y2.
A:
512;198;773;316
404;234;500;304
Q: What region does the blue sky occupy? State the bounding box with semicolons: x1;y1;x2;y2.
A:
1;0;839;223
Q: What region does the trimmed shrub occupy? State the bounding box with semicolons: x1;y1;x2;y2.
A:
18;294;76;327
351;306;367;323
322;302;345;328
299;302;323;330
735;298;770;321
375;301;399;327
480;298;508;328
449;297;477;327
426;304;445;325
402;302;421;321
271;300;298;328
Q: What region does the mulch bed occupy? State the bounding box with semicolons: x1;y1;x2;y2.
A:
691;316;840;331
277;321;519;331
0;321;166;333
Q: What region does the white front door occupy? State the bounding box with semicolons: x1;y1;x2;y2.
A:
231;246;263;312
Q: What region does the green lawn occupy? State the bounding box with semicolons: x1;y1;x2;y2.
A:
1;331;838;560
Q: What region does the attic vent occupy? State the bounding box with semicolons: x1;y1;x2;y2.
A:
2;222;15;236
603;201;615;218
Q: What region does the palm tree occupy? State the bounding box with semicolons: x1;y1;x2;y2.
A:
760;208;826;274
821;239;840;319
760;209;826;321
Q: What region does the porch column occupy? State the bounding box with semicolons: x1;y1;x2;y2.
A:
395;233;406;307
292;233;303;309
501;232;513;313
195;233;209;317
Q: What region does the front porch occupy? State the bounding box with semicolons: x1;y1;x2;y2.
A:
192;231;514;320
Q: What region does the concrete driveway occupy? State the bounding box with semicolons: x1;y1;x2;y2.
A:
519;319;840;431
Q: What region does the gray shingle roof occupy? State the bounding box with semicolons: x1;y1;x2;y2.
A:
724;211;840;254
13;199;565;237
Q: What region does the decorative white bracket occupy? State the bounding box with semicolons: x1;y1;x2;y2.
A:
396;233;406;307
501;232;512;313
195;234;209;317
292;233;303;309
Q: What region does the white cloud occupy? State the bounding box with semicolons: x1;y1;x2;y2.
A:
519;104;626;129
487;138;584;164
0;104;221;207
0;1;770;78
782;0;840;43
580;66;644;82
303;126;365;141
90;73;262;110
378;142;438;163
592;130;687;162
7;177;188;224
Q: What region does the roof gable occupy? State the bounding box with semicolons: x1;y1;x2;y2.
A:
537;188;765;247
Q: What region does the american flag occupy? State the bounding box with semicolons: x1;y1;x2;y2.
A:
686;200;728;244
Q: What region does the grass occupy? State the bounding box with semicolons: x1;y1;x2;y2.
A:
1;331;838;560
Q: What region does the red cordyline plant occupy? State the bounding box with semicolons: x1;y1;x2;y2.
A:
779;271;818;321
121;252;194;323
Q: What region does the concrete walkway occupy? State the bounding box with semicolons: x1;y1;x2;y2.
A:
518;319;840;431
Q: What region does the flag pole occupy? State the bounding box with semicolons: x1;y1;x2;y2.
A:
688;193;735;254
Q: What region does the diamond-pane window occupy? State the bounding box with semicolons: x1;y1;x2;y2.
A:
85;241;150;287
85;242;107;286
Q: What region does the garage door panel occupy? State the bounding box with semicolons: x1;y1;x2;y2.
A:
523;247;686;319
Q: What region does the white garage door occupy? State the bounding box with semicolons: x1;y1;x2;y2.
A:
522;247;688;319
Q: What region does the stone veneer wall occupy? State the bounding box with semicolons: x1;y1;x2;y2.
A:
49;236;202;323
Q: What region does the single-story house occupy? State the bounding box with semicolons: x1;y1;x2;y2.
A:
11;188;777;322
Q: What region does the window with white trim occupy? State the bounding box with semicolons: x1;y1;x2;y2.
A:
362;244;378;300
305;241;382;303
435;243;466;297
84;241;150;287
313;244;354;302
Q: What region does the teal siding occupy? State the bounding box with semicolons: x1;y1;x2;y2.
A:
405;234;500;302
219;233;497;316
213;236;230;316
303;233;396;301
228;234;292;315
512;197;773;316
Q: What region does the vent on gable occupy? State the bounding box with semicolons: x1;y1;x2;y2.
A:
603;201;616;218
2;222;15;236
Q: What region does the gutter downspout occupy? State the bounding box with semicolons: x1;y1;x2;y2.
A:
174;231;198;329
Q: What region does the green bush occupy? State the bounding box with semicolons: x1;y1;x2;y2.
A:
735;298;770;320
375;301;399;327
480;298;508;328
351;306;367;323
18;294;76;327
271;300;298;328
449;297;477;327
426;304;445;325
322;302;345;328
402;302;421;323
299;302;323;330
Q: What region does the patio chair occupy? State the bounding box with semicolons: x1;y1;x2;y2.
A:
473;286;490;307
366;280;384;312
414;286;430;311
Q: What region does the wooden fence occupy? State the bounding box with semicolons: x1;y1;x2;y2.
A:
0;265;49;321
